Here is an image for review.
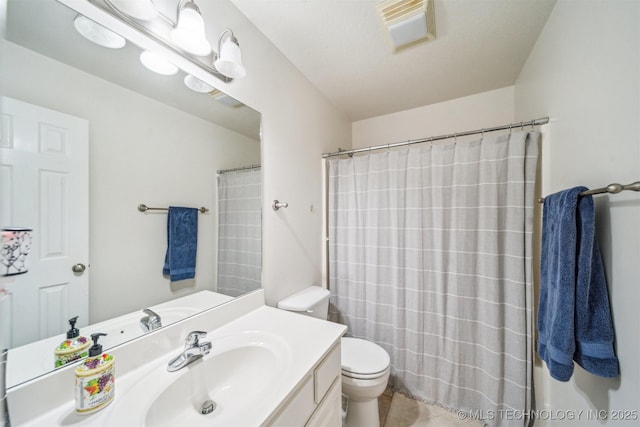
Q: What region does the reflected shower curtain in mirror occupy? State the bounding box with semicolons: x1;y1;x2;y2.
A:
328;131;539;426
217;168;262;296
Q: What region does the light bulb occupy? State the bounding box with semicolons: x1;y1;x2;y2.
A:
109;0;157;21
214;36;246;79
184;74;214;93
139;51;179;76
170;4;211;56
74;15;126;49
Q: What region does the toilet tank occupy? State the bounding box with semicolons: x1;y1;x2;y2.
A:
277;286;330;320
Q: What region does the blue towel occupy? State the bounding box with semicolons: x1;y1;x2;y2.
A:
537;187;619;381
163;207;198;282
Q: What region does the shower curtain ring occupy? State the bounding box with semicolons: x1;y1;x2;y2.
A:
520;121;524;131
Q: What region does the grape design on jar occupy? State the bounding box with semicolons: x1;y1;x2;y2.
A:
98;373;112;392
80;353;113;371
84;373;113;395
84;358;100;370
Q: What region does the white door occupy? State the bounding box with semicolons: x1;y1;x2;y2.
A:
0;96;89;348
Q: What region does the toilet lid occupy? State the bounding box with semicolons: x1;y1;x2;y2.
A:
341;337;390;377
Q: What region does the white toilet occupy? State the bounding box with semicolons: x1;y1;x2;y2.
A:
277;286;390;427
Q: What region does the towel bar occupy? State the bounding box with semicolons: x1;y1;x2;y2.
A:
537;180;640;204
138;204;209;213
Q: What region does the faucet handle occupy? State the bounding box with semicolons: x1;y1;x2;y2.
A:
185;331;207;347
143;308;160;319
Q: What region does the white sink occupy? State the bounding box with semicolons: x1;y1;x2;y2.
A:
7;297;347;427
108;331;292;426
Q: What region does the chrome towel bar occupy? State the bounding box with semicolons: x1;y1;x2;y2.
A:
538;181;640;204
138;204;209;213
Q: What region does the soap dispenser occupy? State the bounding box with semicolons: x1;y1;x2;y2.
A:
54;316;90;368
74;333;115;414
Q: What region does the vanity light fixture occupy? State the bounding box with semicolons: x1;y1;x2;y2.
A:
73;15;126;49
98;0;247;82
170;0;211;56
107;0;157;21
140;50;179;75
214;30;246;79
184;74;214;93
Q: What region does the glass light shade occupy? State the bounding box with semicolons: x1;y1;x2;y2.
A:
139;51;179;75
214;37;246;79
184;74;214;93
73;15;126;49
109;0;157;21
170;5;212;56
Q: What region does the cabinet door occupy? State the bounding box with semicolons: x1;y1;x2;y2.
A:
307;378;342;427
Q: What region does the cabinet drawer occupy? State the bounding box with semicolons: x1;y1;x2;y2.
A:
268;375;315;426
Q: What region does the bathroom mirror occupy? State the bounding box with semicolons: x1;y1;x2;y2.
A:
2;0;262;386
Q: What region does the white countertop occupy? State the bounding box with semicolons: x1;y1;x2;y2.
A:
10;299;346;426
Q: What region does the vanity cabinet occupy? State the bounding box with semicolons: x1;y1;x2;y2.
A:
267;342;342;426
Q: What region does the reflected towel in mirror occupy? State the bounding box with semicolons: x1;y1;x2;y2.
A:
163;207;198;282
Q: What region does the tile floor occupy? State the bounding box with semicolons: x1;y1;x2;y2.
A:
379;389;483;427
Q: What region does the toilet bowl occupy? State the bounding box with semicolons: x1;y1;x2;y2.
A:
341;337;390;427
277;286;391;427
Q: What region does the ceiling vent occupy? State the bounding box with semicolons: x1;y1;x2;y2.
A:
208;89;244;108
377;0;436;53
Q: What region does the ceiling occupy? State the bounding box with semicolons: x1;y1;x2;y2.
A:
229;0;557;121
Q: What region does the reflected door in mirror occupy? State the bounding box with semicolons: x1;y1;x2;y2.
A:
0;97;89;347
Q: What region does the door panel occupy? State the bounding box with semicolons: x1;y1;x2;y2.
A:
1;96;89;348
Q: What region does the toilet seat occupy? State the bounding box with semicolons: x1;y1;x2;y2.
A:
341;337;390;380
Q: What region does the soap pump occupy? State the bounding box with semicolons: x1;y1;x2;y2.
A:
54;316;90;368
74;333;115;414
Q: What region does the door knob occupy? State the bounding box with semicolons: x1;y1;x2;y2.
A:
72;263;86;273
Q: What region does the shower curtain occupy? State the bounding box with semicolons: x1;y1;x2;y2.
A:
328;131;539;426
216;168;262;297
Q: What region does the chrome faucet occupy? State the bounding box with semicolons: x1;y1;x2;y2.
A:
167;331;212;372
140;308;162;332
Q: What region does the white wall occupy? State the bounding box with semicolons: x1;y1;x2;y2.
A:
515;1;640;424
352;86;515;149
200;1;352;307
3;0;352;322
3;41;261;323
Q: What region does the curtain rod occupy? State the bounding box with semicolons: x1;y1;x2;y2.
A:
217;164;261;174
322;117;550;159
